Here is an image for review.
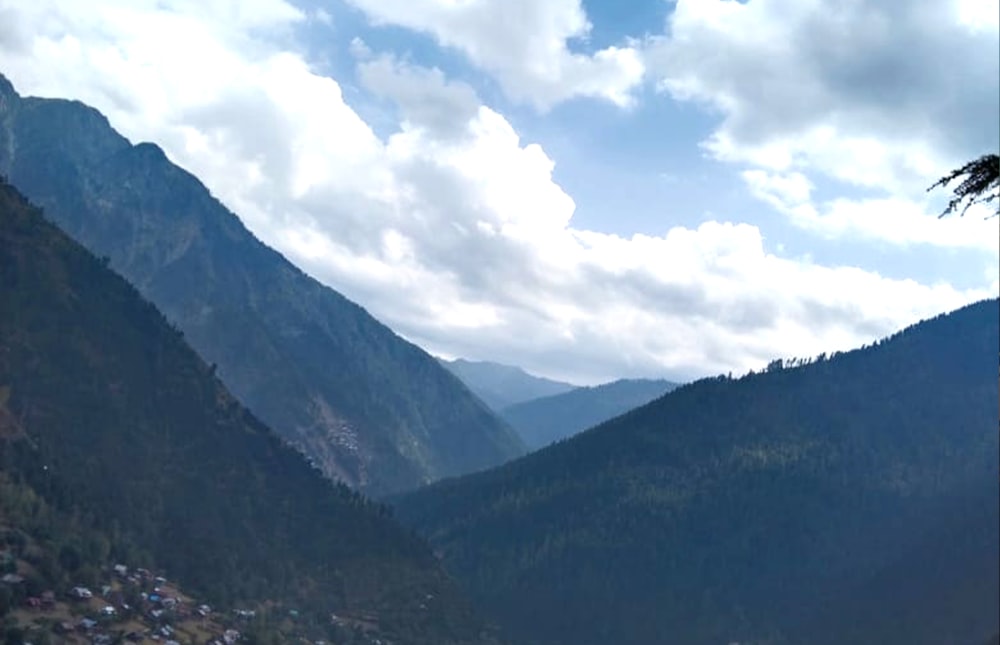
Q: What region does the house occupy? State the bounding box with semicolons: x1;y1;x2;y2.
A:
25;597;42;609
100;605;116;617
77;617;98;632
40;590;56;609
113;564;128;578
71;586;94;599
0;573;24;584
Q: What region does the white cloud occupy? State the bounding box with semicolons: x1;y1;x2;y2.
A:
343;0;645;109
646;0;1000;197
742;170;1000;252
0;0;992;384
357;53;481;140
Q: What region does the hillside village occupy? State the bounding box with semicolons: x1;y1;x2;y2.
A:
0;526;392;645
3;538;248;644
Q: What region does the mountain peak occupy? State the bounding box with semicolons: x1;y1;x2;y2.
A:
133;140;168;161
0;80;524;496
0;73;15;98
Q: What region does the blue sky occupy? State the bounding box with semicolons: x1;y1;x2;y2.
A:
0;0;997;383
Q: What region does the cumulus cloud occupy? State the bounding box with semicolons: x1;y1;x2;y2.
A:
742;170;1000;252
342;0;645;109
644;0;999;256
357;53;481;141
0;0;991;384
646;0;1000;194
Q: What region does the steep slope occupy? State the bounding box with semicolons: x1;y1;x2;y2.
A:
396;300;999;645
0;178;501;644
500;378;678;449
441;359;576;410
0;74;523;496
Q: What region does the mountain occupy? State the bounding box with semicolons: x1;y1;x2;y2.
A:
0;178;501;644
0;74;523;496
395;300;1000;645
441;359;576;411
500;378;678;449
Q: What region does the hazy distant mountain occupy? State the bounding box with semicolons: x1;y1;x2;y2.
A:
0;179;500;643
501;378;678;449
441;358;577;410
0;74;523;496
396;300;999;645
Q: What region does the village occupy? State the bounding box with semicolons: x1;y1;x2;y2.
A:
2;555;259;645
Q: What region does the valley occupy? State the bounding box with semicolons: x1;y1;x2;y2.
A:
0;4;997;643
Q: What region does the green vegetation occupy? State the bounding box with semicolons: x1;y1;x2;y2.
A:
395;300;999;645
0;179;501;644
0;74;523;496
500;378;677;449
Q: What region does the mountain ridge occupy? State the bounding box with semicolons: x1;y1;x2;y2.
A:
500;378;678;449
395;299;1000;645
0;178;501;643
0;74;524;496
440;358;577;411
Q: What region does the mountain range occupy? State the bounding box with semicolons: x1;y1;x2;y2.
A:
1;69;994;645
500;378;678;449
0;74;523;496
440;359;577;411
0;178;500;643
395;300;1000;645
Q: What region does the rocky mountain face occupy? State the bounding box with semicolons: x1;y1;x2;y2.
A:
0;74;523;496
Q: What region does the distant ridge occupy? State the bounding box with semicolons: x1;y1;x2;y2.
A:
0;73;524;496
441;358;577;410
500;378;678;449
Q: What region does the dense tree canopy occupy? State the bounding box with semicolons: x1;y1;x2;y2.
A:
395;300;1000;645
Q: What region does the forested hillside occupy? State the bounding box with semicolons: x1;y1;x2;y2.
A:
0;179;501;644
396;300;1000;645
0;74;523;496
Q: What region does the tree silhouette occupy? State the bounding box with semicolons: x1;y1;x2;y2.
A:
927;153;999;217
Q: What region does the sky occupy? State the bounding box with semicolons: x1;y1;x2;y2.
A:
0;0;997;385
